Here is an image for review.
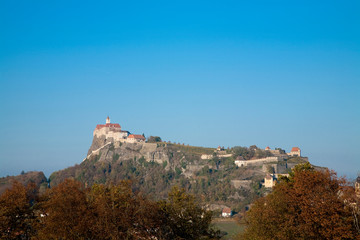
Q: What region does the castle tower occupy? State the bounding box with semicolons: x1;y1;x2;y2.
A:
106;116;110;124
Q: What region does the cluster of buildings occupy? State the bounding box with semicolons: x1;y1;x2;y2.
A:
93;117;145;143
265;146;301;157
234;146;302;167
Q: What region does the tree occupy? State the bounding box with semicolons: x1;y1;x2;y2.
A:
0;181;38;240
147;136;162;143
87;181;161;239
36;179;92;239
158;186;219;239
239;163;360;240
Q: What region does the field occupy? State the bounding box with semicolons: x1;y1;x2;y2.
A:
212;218;246;240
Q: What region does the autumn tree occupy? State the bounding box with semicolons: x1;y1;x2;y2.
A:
239;163;360;240
158;186;219;240
0;181;38;240
36;179;92;239
87;181;161;239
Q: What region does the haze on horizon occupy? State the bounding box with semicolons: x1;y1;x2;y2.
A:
0;1;359;179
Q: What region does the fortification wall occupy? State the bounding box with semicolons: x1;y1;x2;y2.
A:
235;156;280;167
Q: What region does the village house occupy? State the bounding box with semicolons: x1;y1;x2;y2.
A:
222;207;232;217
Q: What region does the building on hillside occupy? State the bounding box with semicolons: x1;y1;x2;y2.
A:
287;147;301;157
127;134;146;143
93;116;129;141
264;174;276;188
216;146;225;152
222;207;232;217
264;146;283;155
264;173;290;188
234;156;245;166
355;176;360;198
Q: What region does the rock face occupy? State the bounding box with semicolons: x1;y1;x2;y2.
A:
0;171;48;195
86;139;169;165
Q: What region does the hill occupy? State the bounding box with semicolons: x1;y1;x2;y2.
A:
0;171;47;195
48;134;309;212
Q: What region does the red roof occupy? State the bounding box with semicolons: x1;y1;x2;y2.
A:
95;123;121;130
128;134;145;140
291;147;300;152
265;146;270;150
222;207;231;214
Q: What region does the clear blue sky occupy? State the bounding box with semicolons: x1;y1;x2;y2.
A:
0;1;359;179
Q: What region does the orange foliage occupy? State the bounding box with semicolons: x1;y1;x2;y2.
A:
240;163;360;240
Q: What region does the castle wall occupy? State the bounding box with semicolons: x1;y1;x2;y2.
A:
94;128;128;142
235;157;280;167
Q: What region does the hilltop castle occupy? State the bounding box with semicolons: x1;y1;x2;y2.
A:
93;116;145;143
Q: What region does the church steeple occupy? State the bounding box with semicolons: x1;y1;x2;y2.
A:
106;116;110;124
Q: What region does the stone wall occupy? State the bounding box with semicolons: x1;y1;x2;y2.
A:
235;156;280;167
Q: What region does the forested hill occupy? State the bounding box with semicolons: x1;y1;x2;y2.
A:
48;136;309;213
0;171;47;195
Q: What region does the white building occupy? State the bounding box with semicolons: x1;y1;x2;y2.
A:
93;117;129;141
287;147;301;157
222;207;232;217
127;134;145;143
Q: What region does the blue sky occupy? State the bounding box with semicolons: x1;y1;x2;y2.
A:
0;1;359;179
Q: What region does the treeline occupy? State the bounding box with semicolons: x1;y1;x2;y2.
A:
0;180;220;240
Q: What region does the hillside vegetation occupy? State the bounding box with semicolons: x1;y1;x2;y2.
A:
49;138;307;212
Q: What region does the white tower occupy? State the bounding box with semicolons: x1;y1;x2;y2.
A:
106;116;110;124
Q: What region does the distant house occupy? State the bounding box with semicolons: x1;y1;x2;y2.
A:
287;147;301;157
127;134;146;143
222;207;232;217
265;146;271;150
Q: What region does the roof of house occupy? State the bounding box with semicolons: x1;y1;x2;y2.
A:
291;147;300;152
95;123;121;130
222;207;231;214
128;134;145;140
265;146;270;150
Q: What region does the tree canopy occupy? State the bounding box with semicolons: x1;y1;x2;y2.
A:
0;179;219;240
239;163;360;240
